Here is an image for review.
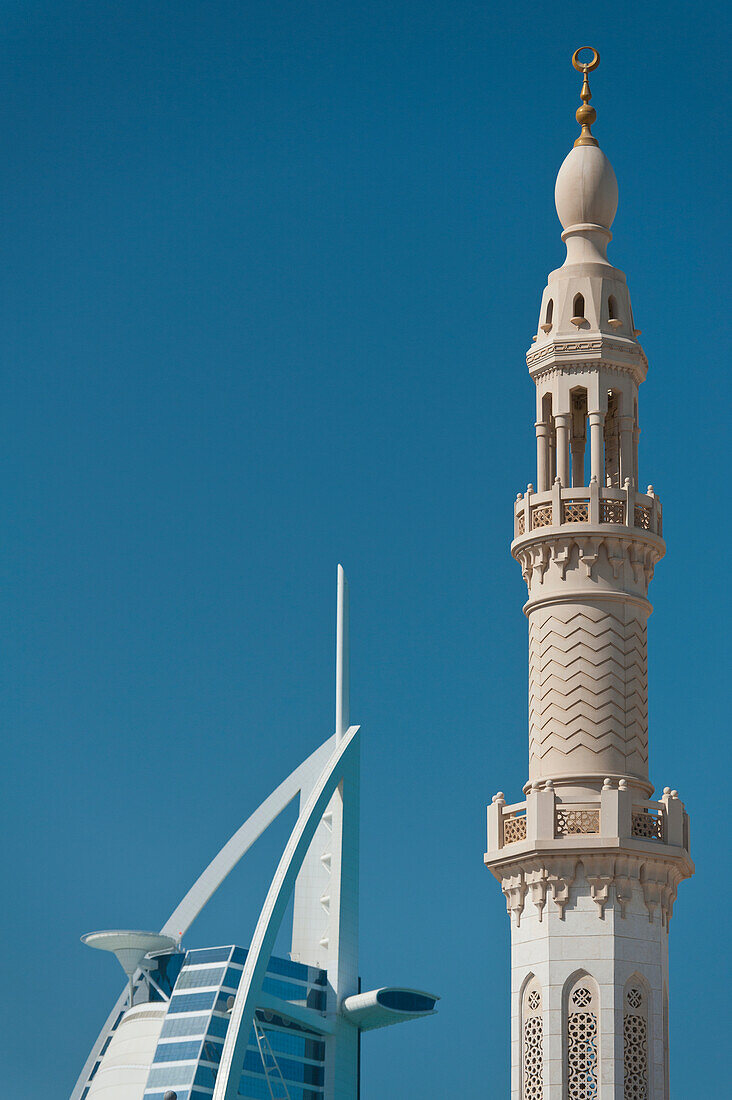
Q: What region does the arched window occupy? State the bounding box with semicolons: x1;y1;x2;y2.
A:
624;978;650;1099
571;294;586;327
541;392;556;489
604;390;621;488
541;299;554;331
521;976;543;1099
608;295;618;319
566;974;599;1100
633;399;640;490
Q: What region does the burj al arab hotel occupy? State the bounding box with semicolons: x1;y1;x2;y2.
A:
73;567;438;1100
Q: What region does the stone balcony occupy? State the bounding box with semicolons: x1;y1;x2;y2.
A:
485;779;689;860
512;480;662;541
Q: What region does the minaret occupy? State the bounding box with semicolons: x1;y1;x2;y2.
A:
485;49;693;1100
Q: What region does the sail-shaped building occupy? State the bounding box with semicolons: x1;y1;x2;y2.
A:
74;568;438;1100
484;49;693;1099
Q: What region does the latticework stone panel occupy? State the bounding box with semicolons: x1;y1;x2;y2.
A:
504;815;527;845
531;504;553;528
567;1011;598;1099
634;504;652;530
555;808;600;835
624;1014;649;1099
601;498;625;524
528;603;648;776
522;1016;543;1099
632;811;663;840
563;501;589;523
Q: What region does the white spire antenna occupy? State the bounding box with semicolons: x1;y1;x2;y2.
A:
335;564;349;742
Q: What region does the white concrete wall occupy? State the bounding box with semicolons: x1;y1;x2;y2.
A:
86;1004;166;1100
510;866;668;1100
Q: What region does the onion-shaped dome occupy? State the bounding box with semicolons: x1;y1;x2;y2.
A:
555;144;618;232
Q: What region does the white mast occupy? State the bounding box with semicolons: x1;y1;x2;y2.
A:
335;564;349;742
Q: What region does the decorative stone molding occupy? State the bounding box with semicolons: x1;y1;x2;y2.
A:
525;350;648;388
545;859;577;919
513;534;662;595
524;863;550;923
527;340;604;363
584;857;614;917
491;853;689;927
526;340;647;366
612;856;636;918
639;862;684;927
501;871;527;926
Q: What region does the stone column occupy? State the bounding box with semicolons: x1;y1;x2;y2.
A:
633;425;640;493
619;415;635;487
570;436;584;487
588;411;604;485
555;413;570;487
536;422;550;492
548;427;556;486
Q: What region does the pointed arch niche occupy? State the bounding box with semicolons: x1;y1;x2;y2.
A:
569;386;588;487
520;973;543;1100
571;293;586;326
564;971;599;1100
604;389;622;487
623;975;651;1100
536;392;556;492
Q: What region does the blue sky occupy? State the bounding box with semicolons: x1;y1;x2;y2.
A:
1;2;728;1095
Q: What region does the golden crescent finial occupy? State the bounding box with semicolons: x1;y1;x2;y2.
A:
572;46;600;73
572;47;600;147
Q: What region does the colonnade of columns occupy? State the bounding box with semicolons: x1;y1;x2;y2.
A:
534;399;638;492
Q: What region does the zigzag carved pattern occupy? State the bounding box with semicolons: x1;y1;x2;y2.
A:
528;605;648;766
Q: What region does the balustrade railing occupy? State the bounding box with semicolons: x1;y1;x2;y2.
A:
503;814;527;845
488;789;677;851
555;807;600;836
631;802;664;842
513;482;662;540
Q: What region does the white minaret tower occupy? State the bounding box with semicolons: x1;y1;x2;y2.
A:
485;49;693;1100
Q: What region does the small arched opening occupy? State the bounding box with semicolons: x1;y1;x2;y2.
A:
604;390;622;488
570;388;588;488
539;392;555;490
608;294;622;328
571;293;586;327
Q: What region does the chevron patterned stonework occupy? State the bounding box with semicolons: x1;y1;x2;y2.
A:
528;603;648;780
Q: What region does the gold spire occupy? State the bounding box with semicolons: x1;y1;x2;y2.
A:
571;47;600;147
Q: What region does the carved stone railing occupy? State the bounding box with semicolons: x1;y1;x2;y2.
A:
631;802;664;842
493;800;528;846
486;783;685;855
513;481;663;540
503;813;527;845
555;807;600;836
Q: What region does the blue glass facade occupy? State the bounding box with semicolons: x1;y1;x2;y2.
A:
141;945;328;1100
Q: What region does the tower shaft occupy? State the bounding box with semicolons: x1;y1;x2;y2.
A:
485;53;692;1100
